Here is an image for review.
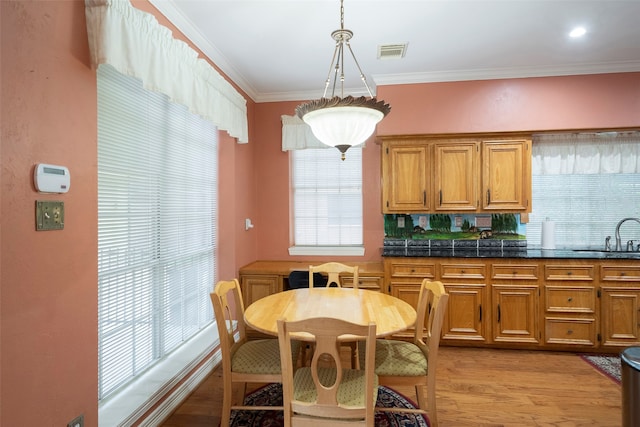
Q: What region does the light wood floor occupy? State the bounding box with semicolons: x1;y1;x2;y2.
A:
160;346;622;427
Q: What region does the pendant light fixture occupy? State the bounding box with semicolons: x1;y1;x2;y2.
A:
295;0;391;160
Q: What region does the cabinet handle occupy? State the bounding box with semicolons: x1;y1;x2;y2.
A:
486;189;491;205
479;305;482;322
497;304;501;322
439;190;442;206
567;297;573;302
567;329;573;335
423;190;426;206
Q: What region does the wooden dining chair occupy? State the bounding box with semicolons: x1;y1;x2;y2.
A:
308;262;360;367
308;262;359;288
363;279;449;427
277;317;378;427
210;279;300;427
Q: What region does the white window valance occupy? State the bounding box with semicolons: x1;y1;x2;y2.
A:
85;0;248;143
532;131;640;175
281;115;328;151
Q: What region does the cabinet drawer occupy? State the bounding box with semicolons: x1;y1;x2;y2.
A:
491;264;538;280
440;263;486;280
545;317;596;346
545;286;596;313
389;262;436;279
545;265;594;281
600;265;640;282
343;276;382;291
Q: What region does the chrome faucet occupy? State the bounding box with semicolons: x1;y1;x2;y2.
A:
614;217;640;251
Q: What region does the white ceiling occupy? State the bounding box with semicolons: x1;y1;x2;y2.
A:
150;0;640;103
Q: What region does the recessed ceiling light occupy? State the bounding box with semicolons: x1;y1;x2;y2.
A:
569;26;587;38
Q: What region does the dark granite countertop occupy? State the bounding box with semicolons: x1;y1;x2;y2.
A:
381;239;640;260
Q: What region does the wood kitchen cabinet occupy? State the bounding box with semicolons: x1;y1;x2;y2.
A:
490;263;540;344
599;263;640;347
381;134;532;214
383;256;634;352
542;261;597;348
439;261;490;343
482;139;531;211
433;141;478;211
384;258;436;339
381;140;430;212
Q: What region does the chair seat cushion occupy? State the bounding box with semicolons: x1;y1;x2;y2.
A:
293;367;379;408
233;339;300;374
372;339;428;377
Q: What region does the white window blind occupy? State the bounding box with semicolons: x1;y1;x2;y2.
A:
291;148;363;248
529;173;640;247
97;64;216;402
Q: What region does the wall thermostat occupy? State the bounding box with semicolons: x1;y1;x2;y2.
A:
34;163;70;193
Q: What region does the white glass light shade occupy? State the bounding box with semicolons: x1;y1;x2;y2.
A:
302;106;384;148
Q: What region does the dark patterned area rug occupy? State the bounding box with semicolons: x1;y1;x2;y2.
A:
228;383;430;427
580;353;621;384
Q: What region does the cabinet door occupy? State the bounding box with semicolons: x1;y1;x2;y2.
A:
492;285;539;344
382;142;430;212
482;139;531;211
601;287;640;347
240;274;280;307
388;281;422;339
441;284;488;343
434;142;478;211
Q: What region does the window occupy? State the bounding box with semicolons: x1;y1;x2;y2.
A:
529;173;640;246
529;133;640;247
97;65;217;417
290;147;364;255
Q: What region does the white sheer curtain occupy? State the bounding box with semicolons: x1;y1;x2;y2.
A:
532;131;640;174
85;0;248;143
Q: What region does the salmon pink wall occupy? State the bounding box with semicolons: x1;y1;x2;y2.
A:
253;102;384;262
377;73;640;135
0;1;256;425
252;73;640;261
2;1;99;425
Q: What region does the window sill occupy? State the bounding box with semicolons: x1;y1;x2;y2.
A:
288;246;365;256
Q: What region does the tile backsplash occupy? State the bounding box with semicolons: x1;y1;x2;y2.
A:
384;213;526;241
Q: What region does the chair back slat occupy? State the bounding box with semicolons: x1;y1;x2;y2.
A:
309;262;359;288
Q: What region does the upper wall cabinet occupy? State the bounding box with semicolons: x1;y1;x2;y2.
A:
482;139;532;211
381;135;532;214
382;140;431;212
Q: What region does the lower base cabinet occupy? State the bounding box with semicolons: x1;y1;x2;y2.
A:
384;257;640;352
442;283;488;343
492;284;539;344
600;264;640;348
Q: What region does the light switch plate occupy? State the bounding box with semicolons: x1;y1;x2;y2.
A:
36;200;64;231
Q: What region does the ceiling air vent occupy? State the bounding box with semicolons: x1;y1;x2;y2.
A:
377;43;408;60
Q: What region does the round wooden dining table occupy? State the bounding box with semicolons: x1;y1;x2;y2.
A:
244;287;417;339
